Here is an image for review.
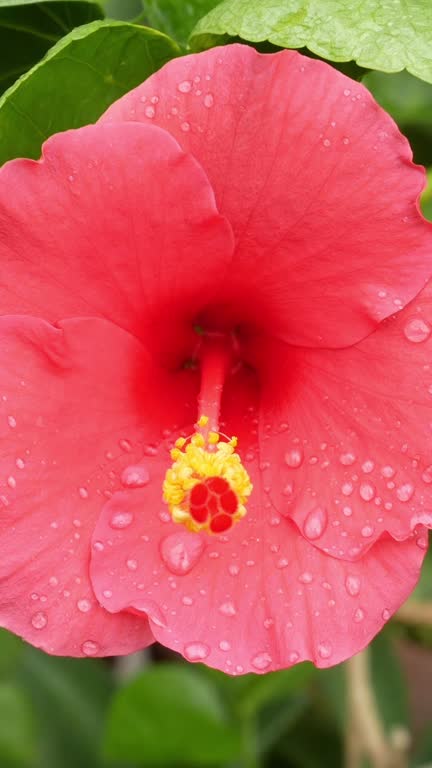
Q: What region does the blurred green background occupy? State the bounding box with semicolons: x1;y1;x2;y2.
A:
0;1;432;766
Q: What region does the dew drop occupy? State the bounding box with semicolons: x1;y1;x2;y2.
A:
184;641;210;661
110;511;133;529
353;607;365;623
81;640;100;656
204;93;214;107
144;106;155;118
219;640;231;651
121;465;150;488
404;317;431;343
160;531;204;575
382;608;391;621
340;452;356;466
317;642;332;659
251;652;272;670
361;460;374;473
78;487;88;499
7;415;16;428
228;563;240;576
77;599;91;613
219;601;237;616
103;589;112;599
15;458;25;469
285;447;304;468
276;557;289;569
7;476;16;489
126;558;138;571
396;483;414;502
345;574;361;596
31;611;47;630
361;525;374;538
180;122;191;132
93;540;105;552
298;571;313;584
381;465;395;478
178;80;192;93
422;466;432;483
289;651;300;663
303;506;328;540
359;482;375;501
119;439;132;452
416;534;428;549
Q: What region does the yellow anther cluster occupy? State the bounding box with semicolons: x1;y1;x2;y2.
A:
163;418;253;533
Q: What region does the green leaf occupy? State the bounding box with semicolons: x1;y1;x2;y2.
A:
0;1;103;94
17;648;113;768
103;0;141;20
140;0;222;46
422;170;432;222
0;630;24;679
0;19;179;167
0;683;36;766
236;663;315;718
190;0;432;84
104;663;242;765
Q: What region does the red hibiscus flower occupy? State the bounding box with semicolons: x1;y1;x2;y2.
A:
0;44;431;673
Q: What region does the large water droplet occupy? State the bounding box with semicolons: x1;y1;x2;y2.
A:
160;532;204;575
345;575;361;596
404;317;431;343
184;641;210;661
110;511;134;529
317;642;332;659
77;599;92;613
219;601;237;617
396;483;414;502
303;506;328;540
31;611;47;630
251;652;272;671
81;640;100;656
121;464;150;488
178;80;192;93
285;447;304;468
204;93;214;108
359;482;375;501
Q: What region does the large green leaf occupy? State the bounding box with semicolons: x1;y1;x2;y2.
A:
104;663;242;765
0;683;36;766
140;0;221;46
0;1;103;94
190;0;432;84
17;648;113;768
0;19;179;166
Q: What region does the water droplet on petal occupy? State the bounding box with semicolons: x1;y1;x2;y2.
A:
361;525;374;538
31;611;47;630
81;640;100;656
110;511;133;529
289;651;300;663
219;601;237;616
396;483;414;502
340;452;356;466
251;652;272;671
382;608;391;621
178;80;192;93
219;640;231;651
180;122;190;132
317;642;332;659
303;506;327;540
77;599;91;613
144;105;155;118
353;607;365;623
404;317;431;343
359;482;375;501
204;93;214;107
126;558;138;571
184;641;210;661
345;575;361;596
160;532;204;575
7;416;16;428
121;465;150;488
285;447;304;468
298;571;313;584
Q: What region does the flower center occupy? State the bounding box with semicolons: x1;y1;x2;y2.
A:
163;335;252;534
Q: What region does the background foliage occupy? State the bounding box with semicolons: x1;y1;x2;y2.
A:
0;1;431;766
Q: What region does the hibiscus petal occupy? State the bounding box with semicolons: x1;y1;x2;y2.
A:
0;314;195;655
252;280;432;559
0;122;234;359
90;479;425;674
90;372;426;674
102;44;432;348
